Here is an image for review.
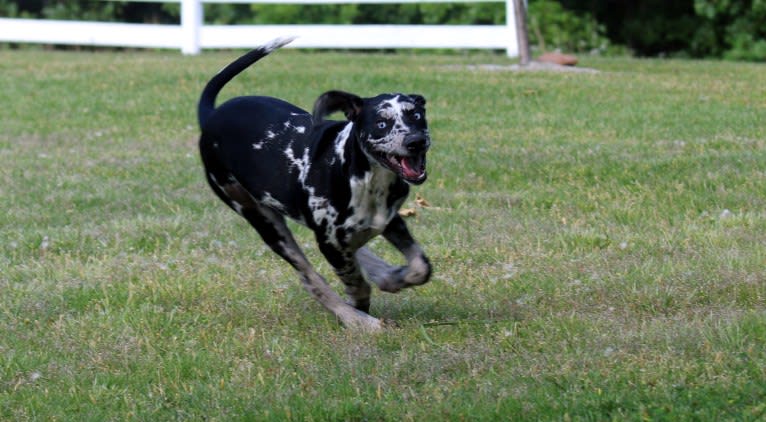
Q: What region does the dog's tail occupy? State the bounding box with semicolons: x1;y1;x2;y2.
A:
197;36;297;128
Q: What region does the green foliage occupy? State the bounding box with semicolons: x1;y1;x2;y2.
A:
243;3;503;25
42;1;124;21
694;0;766;61
527;0;609;53
0;0;19;17
248;4;358;24
557;0;766;60
418;3;504;25
0;0;121;20
558;0;702;57
202;3;253;24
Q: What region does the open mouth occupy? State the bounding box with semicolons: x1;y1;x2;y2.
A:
379;152;428;184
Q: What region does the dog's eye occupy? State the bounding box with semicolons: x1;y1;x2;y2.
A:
376;121;387;129
413;112;422;121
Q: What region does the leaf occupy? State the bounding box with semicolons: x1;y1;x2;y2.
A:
415;193;431;208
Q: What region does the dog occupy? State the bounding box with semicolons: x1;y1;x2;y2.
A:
197;37;432;330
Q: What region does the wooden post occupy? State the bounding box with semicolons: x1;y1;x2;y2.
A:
512;0;530;65
181;0;202;55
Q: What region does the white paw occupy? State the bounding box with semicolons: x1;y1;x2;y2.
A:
345;312;384;332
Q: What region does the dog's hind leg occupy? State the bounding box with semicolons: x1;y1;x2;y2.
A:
240;203;382;331
355;215;432;293
200;153;379;329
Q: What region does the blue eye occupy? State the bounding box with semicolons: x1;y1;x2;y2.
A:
413;112;422;120
377;121;387;129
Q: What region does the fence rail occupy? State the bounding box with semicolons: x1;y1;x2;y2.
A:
0;0;518;56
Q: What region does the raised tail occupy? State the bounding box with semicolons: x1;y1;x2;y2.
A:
197;36;296;128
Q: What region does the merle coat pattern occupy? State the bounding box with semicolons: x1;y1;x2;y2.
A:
198;38;432;330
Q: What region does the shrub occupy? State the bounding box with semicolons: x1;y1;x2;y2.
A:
694;0;766;61
527;0;610;54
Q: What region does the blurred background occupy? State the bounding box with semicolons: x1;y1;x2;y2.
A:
2;0;765;61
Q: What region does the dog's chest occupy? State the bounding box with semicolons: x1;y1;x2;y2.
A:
345;169;397;232
314;167;401;248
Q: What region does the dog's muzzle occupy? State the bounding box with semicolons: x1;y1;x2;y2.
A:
389;133;430;185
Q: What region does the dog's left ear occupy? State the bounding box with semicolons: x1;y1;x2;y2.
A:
313;90;364;125
408;94;426;107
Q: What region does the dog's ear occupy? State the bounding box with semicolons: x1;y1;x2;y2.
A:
408;94;426;107
313;90;364;125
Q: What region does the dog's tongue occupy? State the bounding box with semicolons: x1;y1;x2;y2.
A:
400;155;423;180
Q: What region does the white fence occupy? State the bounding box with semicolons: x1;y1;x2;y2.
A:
0;0;519;56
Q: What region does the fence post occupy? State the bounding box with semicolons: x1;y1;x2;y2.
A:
512;0;530;64
505;0;518;57
181;0;202;55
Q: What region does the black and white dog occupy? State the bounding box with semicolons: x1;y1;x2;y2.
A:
198;38;432;330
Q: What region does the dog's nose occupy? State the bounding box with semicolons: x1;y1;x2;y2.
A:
403;134;430;152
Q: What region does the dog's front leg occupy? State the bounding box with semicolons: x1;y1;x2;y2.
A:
317;241;373;314
356;215;432;293
241;204;381;331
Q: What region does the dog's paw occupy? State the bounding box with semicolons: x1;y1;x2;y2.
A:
403;256;432;286
344;312;385;332
376;266;408;293
335;304;385;331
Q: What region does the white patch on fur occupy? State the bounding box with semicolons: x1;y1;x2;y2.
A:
252;141;264;150
265;130;276;139
284;144;311;185
405;254;429;283
334;122;353;165
342;166;398;243
370;95;415;152
304;185;340;244
285;143;342;237
377;96;415;120
309;191;338;224
282;121;307;134
284;120;302;133
261;36;297;53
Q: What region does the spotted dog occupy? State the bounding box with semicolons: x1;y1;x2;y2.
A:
198;37;432;330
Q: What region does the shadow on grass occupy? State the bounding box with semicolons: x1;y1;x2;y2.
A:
373;290;528;327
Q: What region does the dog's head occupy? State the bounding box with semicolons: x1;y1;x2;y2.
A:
313;91;431;185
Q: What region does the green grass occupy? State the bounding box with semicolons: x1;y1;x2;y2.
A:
1;48;765;420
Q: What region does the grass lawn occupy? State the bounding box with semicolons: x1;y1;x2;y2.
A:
1;46;765;420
